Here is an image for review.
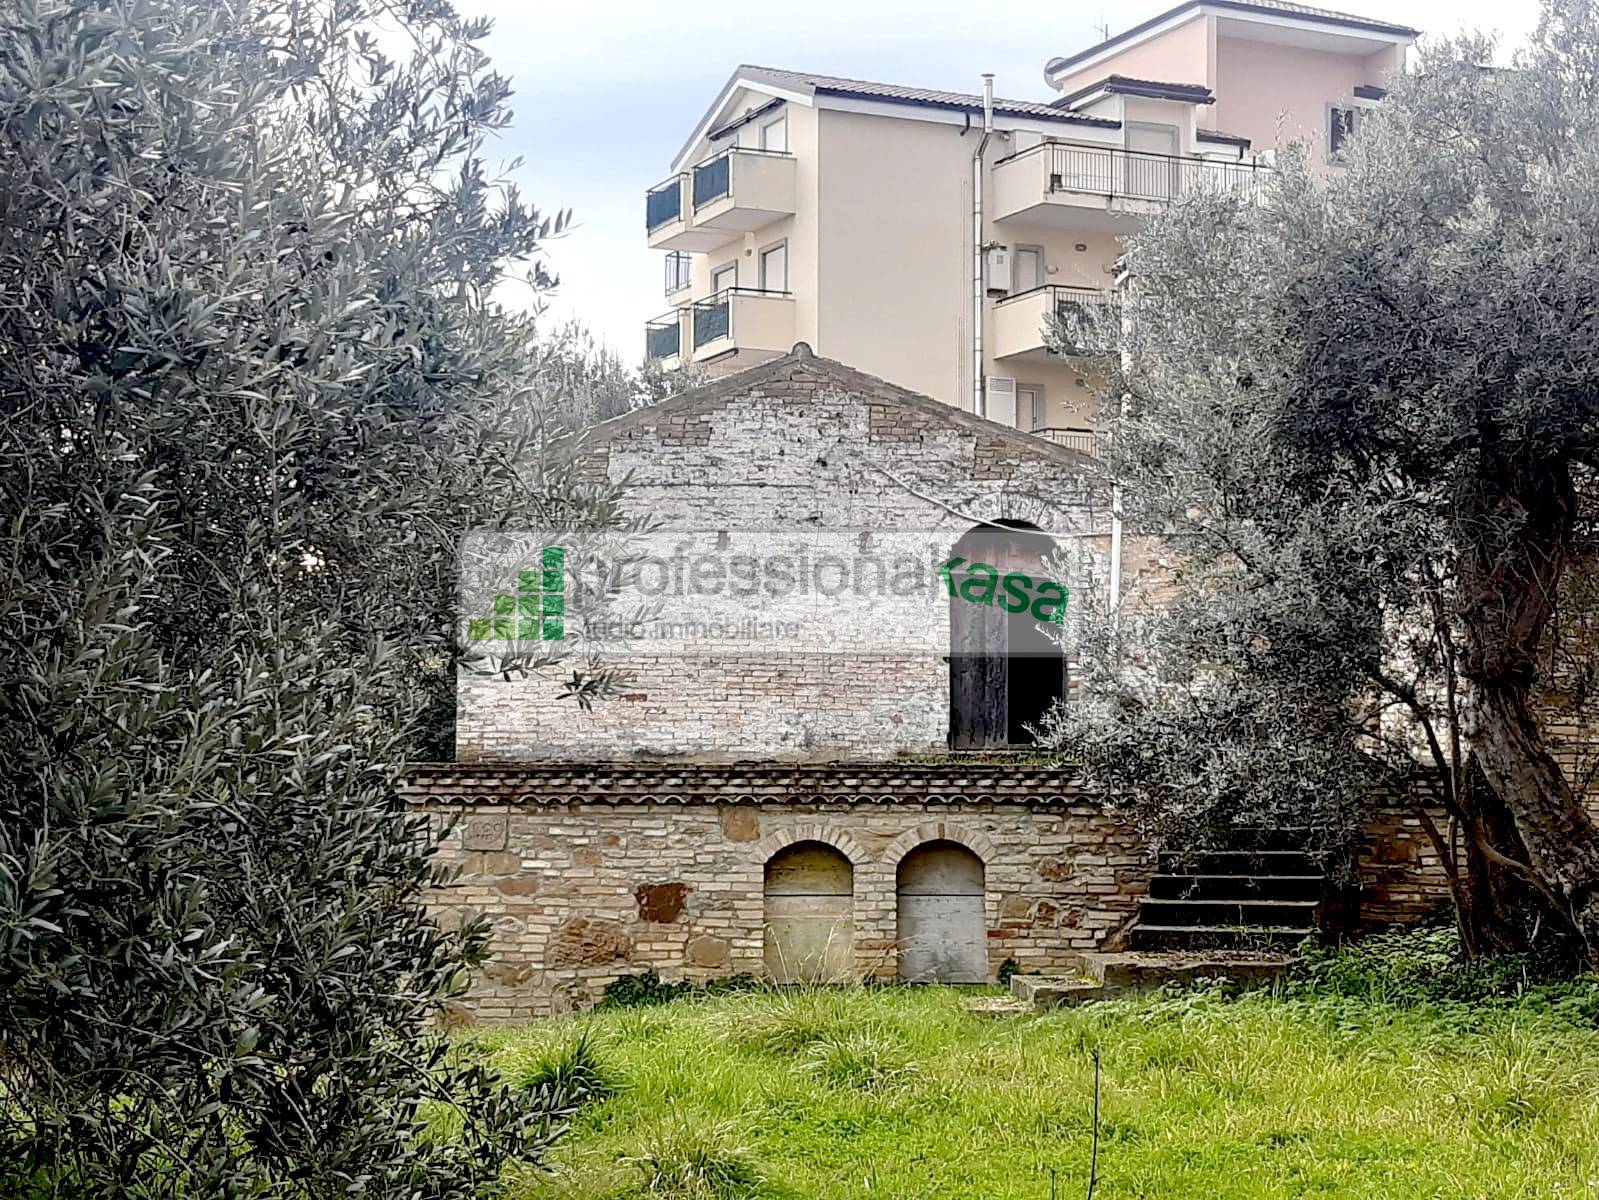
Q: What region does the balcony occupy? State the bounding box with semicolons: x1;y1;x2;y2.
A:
993;142;1268;230
992;285;1117;362
664;251;693;300
645;311;683;363
691;147;796;234
1035;426;1108;458
688;287;795;364
645;176;732;252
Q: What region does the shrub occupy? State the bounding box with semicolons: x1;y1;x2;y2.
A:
800;1028;917;1093
505;1030;617;1108
623;1114;762;1199
598;970;761;1010
1294;925;1599;1013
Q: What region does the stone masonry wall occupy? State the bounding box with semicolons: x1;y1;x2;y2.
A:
1356;804;1455;927
456;346;1111;763
403;762;1152;1021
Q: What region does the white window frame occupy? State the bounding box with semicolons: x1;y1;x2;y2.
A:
757;239;788;293
1328;99;1377;158
711;261;737;294
758;109;788;152
1013;244;1045;294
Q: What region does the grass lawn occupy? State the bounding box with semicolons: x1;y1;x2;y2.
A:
463;983;1599;1200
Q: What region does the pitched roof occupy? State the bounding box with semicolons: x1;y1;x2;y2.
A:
1196;127;1253;147
1045;0;1419;78
734;65;1120;129
1054;75;1216;109
579;343;1102;471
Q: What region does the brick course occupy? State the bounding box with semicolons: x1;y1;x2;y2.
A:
403;761;1151;1020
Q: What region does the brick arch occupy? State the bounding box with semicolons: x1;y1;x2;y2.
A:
751;824;869;866
882;821;998;870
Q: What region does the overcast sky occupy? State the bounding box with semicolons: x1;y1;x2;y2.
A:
462;0;1541;363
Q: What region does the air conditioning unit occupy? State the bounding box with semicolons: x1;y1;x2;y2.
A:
984;375;1017;427
985;245;1011;295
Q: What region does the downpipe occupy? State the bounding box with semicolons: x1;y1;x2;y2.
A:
972;73;993;416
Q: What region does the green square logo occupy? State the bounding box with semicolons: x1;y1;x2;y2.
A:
469;545;567;642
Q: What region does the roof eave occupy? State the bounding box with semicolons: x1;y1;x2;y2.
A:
1045;1;1420;85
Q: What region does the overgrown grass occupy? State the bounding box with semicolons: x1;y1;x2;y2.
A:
461;974;1599;1199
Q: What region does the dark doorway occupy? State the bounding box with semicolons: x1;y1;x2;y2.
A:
947;520;1067;748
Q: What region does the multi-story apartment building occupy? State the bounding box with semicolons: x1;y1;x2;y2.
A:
642;0;1417;449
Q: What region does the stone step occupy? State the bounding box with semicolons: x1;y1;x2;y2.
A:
963;995;1034;1018
1128;924;1316;952
1086;951;1295;992
1010;952;1297;1009
1136;897;1320;928
1157;849;1319;876
1147;873;1325;901
1224;827;1318;852
1008;973;1105;1009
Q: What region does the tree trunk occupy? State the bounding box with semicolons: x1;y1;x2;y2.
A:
1456;755;1572;957
1457;456;1599;966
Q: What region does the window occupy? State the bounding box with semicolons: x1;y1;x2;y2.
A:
758;241;788;293
711;261;737;294
1330;105;1361;156
1017;384;1045;432
759;111;787;152
1013;245;1044;294
663;251;692;295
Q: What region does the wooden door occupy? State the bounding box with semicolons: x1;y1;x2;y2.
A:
897;841;987;984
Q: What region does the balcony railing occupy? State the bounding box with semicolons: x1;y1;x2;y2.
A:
689;287;793;357
693;153;731;208
646;176;684;230
1046;144;1267;203
645;313;681;361
691;146;794;212
993;284;1118;360
664;251;692;296
1035;426;1108;457
692;294;730;346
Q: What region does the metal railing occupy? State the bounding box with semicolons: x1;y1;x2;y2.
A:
693;154;730;208
689;287;791;351
645;314;681;360
1035;426;1108;457
646;176;683;229
664;251;692;296
1047;144;1267;203
997;284;1119;354
691;146;793;210
692;293;730;345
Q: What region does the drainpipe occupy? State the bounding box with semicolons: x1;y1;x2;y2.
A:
971;73;994;415
1109;268;1132;623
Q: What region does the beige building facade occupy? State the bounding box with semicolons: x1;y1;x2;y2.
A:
642;0;1417;449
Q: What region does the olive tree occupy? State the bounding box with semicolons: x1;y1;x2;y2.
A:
1049;0;1599;963
0;0;627;1192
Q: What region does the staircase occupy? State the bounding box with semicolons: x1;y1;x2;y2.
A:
1127;829;1327;952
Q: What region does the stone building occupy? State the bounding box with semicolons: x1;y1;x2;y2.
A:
406;346;1447;1019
